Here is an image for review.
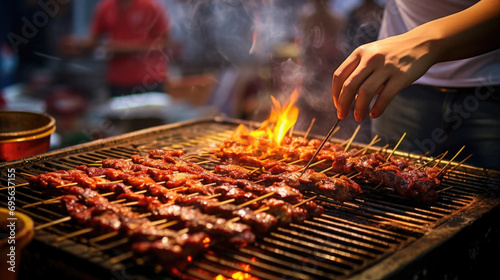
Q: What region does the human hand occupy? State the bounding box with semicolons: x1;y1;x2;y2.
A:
58;35;85;56
332;33;436;122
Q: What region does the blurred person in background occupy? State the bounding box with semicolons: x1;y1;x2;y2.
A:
294;0;357;139
343;0;384;55
332;0;500;169
61;0;170;97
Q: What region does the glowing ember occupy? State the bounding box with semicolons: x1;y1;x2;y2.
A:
240;264;251;272
203;236;211;248
213;264;258;280
213;272;258;280
231;271;258;280
249;89;299;146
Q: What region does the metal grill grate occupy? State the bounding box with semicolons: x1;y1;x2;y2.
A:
1;119;499;280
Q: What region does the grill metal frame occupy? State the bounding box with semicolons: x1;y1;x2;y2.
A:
1;117;499;280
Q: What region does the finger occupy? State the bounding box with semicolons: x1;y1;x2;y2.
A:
337;65;374;120
369;79;404;118
353;73;388;122
332;54;360;109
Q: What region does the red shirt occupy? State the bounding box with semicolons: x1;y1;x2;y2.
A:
91;0;169;87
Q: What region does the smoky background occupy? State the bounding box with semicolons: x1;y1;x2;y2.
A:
1;0;385;147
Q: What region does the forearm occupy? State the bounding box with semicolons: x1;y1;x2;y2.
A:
412;0;500;63
109;35;168;55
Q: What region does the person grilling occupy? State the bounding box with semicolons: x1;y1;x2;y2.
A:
60;0;170;97
332;0;500;170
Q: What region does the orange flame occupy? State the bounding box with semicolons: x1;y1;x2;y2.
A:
250;89;299;146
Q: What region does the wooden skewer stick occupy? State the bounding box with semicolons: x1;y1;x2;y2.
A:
109;251;135;264
372;182;384;190
113;190;149;204
319;166;334;174
352;135;380;157
303;118;316;139
216;198;235;206
156;220;180;230
347;172;359;180
445;153;473;174
377;144;390;154
433;151;449;168
412;152;448;171
91;235;130;251
344;125;361;152
55;182;78;188
35;216;72;231
150;219;168;226
56;227;94;242
437;185;456;193
88;231;121;243
23;196;64;208
385;132;406;162
0;182;30;191
253;206;270;213
306;158;327;169
298;159;327;173
293;195;318;208
237;192;275;209
55;176;114;189
288;159;304;165
434;145;465;178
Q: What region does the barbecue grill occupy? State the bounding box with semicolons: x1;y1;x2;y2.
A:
1;118;500;280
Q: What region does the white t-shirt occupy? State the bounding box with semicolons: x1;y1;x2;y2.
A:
379;0;500;87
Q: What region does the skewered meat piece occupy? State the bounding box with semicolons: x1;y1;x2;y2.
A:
232;208;278;235
261;198;311;224
150;204;255;245
130;152;314;204
132;232;209;269
216;136;444;204
60;194;212;270
212;183;258;205
371;166;438;204
60;163;320;231
259;169;362;202
214;164;252;179
265;182;304;204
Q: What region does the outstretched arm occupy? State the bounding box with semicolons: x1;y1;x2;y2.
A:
332;0;500;122
105;34;168;57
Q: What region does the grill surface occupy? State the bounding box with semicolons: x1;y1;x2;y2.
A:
1;118;499;280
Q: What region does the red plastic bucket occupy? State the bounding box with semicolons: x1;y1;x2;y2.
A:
0;111;56;161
